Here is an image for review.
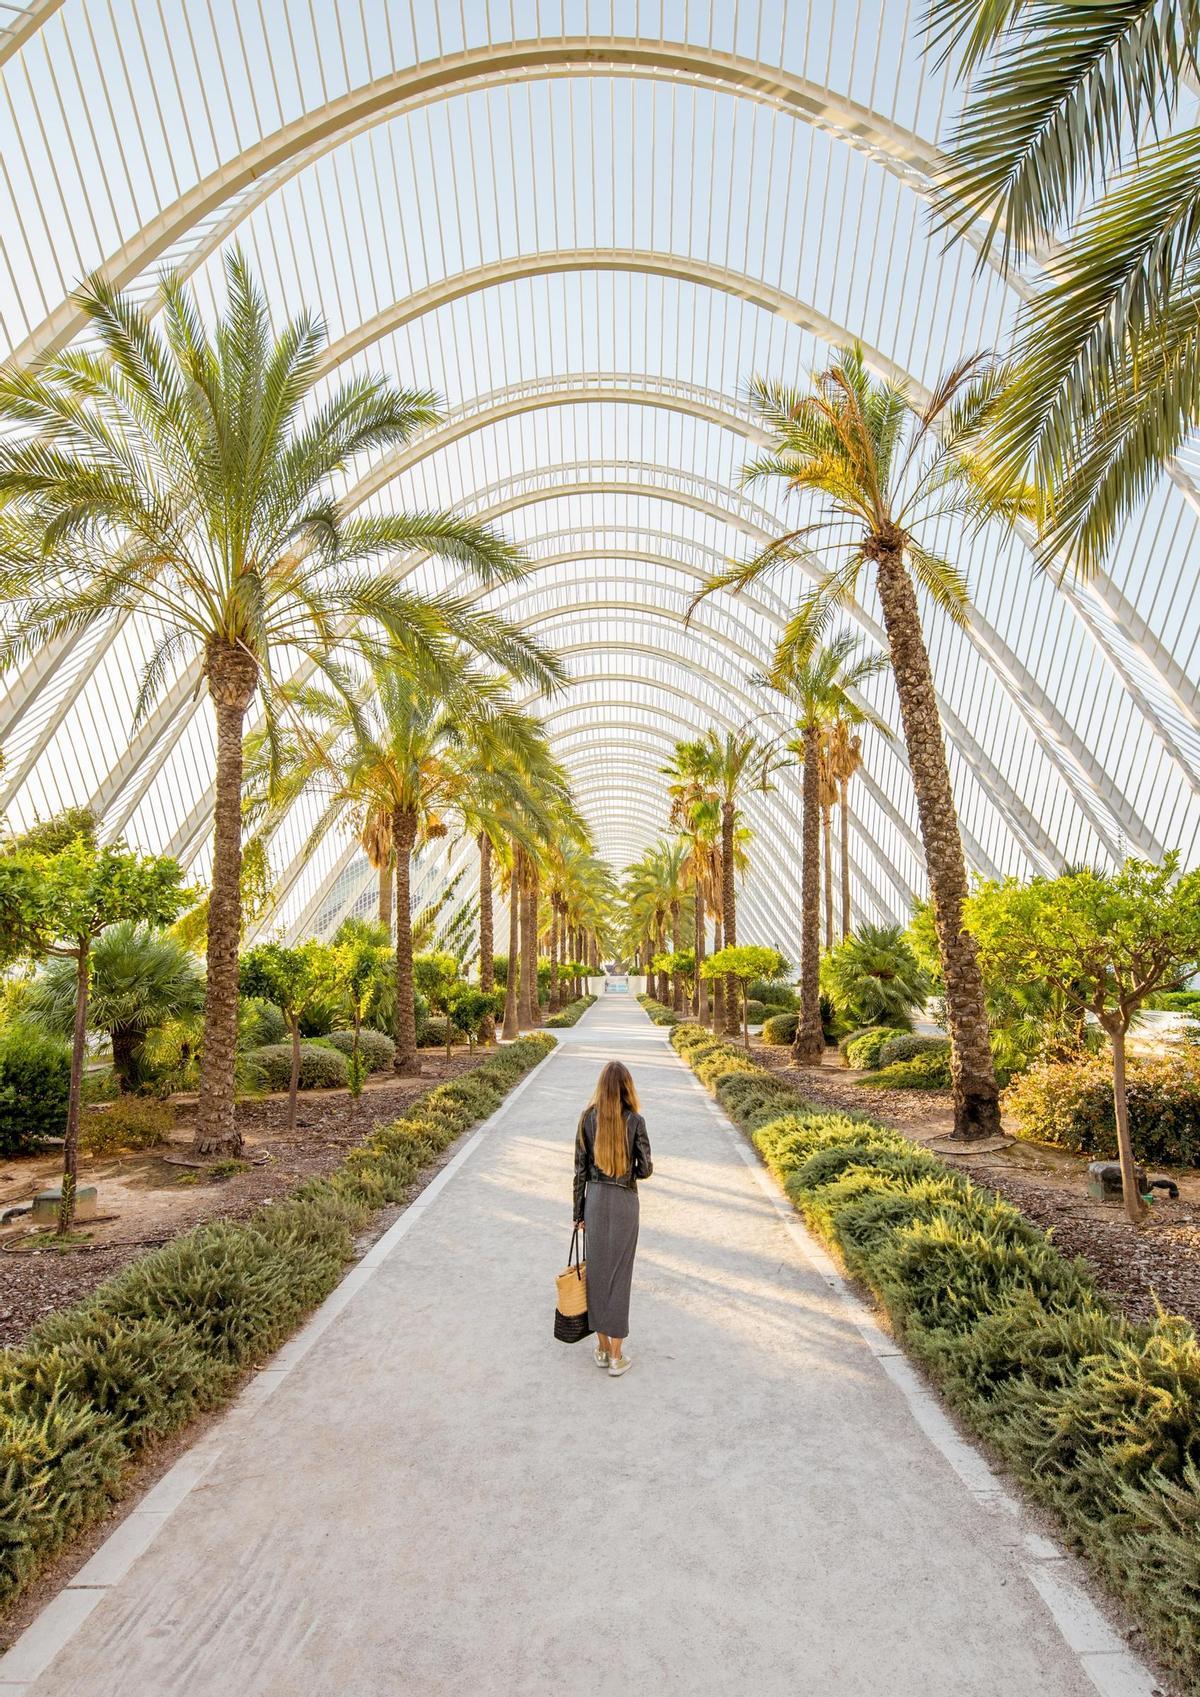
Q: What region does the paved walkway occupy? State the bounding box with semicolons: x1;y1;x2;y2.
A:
2;998;1139;1695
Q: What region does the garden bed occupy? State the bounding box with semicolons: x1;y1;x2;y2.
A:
753;1039;1200;1330
0;1051;488;1347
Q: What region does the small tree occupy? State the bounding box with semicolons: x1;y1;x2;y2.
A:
966;858;1200;1223
0;837;188;1230
447;984;494;1052
324;925;391;1097
413;951;462;1058
653;948;697;1006
238;941;331;1130
702;945;788;1048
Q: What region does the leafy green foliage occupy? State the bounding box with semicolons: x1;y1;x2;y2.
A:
761;1012;799;1046
249;1042;349;1092
446;985;496;1048
637;993;680;1026
0;1033;554;1611
546;994;596;1028
238;996;288;1048
878;1033;947;1068
862;1046;953;1091
820;924;930;1029
840;1025;898;1069
79;1098;174;1156
747;979;798;1011
321;1029;395;1073
1004;1049;1200;1166
0;1026;70;1153
673;1016;1200;1687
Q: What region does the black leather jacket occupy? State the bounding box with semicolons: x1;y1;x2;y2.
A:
573;1106;653;1223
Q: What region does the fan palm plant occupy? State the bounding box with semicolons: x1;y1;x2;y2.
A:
0;254;553;1152
701;347;1026;1135
767;634;889;1064
926;0;1200;570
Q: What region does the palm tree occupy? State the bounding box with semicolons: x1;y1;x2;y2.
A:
818;743;837;951
664;738;723;1023
699;730;771;1036
0;254;550;1153
360;811;394;938
767;634;889;1065
926;0;1198;571
701;348;1027;1137
828;719;867;939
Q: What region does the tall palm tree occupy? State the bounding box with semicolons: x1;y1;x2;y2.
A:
698;729;771;1036
664;738;723;1023
818;741;838;952
767;634;889;1063
701;348;1027;1136
828;719;866;940
0;254;550;1153
926;0;1199;571
360;811;395;938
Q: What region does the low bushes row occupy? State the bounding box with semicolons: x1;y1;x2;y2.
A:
1004;1048;1200;1167
838;1026;952;1091
862;1046;953;1091
546;994;596;1028
637;994;680;1027
0;1033;555;1612
670;1020;1200;1691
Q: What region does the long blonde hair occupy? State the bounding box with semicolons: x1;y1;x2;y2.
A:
588;1062;640;1178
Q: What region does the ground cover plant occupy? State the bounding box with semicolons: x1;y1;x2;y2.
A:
637;993;680;1026
0;1033;555;1612
546;994;596;1028
669;1021;1200;1692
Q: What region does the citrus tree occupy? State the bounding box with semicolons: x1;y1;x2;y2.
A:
238;941;331;1132
702;945;788;1048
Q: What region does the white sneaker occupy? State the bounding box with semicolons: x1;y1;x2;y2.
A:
608;1353;632;1378
593;1345;610;1368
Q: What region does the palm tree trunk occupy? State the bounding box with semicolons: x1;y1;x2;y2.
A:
391;808;420;1076
873;543;999;1137
671;900;684;1011
529;866;543;1025
110;1024;141;1094
822;803;834;950
549;899;561;1013
378;860;393;938
794;723;826;1065
194;640;257;1156
711;909;724;1030
840;778;852;940
518;856;535;1028
694;883;708;1022
478;832;495;1045
656;922;670;1003
57;942;89;1234
501;851;520;1040
721;801;739;1035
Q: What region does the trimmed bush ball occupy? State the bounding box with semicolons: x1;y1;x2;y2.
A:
0;1025;70;1154
418;1017;466;1049
761;1012;799;1046
322;1028;396;1072
841;1026;896;1070
744;999;768;1023
878;1032;948;1069
748;979;798;1011
863;1046;952;1090
250;1042;350;1092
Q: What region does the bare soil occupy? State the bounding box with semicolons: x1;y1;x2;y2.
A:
0;1050;487;1347
753;1039;1200;1331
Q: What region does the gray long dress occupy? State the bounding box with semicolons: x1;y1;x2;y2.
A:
573;1108;653;1337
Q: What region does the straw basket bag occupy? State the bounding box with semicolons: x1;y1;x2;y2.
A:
554;1225;591;1342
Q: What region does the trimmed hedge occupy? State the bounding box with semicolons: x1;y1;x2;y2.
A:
249;1041;350;1092
878;1033;947;1069
862;1048;953;1090
761;1011;799;1046
671;1021;1200;1691
748;979;798;1011
322;1028;396;1073
840;1025;896;1069
637;994;680;1026
546;994;596;1028
1004;1049;1200;1166
0;1033;555;1611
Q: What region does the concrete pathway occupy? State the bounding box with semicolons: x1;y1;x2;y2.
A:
1;997;1149;1696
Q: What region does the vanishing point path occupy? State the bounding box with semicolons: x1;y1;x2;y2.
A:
3;998;1135;1696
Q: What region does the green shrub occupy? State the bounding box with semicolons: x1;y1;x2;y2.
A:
863;1047;952;1090
1149;989;1200;1013
1003;1049;1200;1166
0;1025;71;1154
418;1016;466;1049
748;979;797;1011
546;994;596;1028
878;1032;947;1068
239;995;287;1047
670;1023;711;1054
841;1025;897;1069
761;1012;799;1046
249;1041;350;1092
79;1097;174;1155
322;1028;395;1072
637;994;680;1026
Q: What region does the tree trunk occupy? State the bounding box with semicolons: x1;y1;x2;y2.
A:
722;800;739;1035
58;943;89;1235
872;542;1000;1138
656;922;670;1004
478;833;495;1045
110;1024;141;1094
378;860;393;938
287;1015;301;1132
822;803;834;951
792;723;826;1065
840;778;852;941
671;900;684;1012
711;910;724;1030
501;850;520;1039
695;885;708;1022
530;868;543;1024
391;808;420;1075
549;899;561;1013
1108;1020;1147;1225
517;852;533;1028
194;639;258;1156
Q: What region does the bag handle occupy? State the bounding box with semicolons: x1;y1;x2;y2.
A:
568;1223;584;1278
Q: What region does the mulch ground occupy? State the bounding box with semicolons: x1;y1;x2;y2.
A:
0;1050;487;1348
754;1041;1200;1332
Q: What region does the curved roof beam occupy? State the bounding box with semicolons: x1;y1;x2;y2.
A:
0;0;62;70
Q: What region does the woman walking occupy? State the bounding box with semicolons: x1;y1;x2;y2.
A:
573;1061;653;1377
